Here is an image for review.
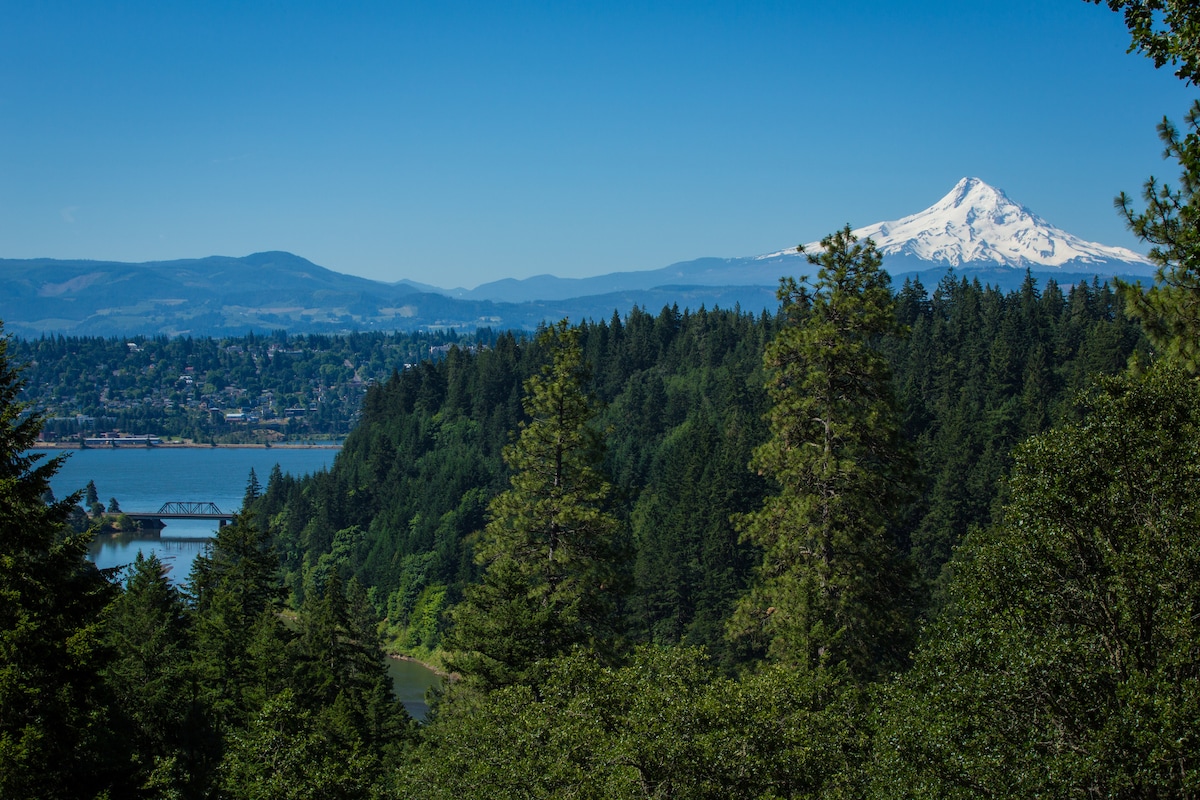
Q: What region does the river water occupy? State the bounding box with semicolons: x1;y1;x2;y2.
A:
39;445;442;719
387;657;444;719
43;445;339;579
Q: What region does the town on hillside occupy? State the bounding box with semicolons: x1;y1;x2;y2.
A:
13;329;484;446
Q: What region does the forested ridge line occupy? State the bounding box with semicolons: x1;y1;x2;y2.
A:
251;271;1147;666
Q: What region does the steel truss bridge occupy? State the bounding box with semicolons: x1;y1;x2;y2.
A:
123;501;236;527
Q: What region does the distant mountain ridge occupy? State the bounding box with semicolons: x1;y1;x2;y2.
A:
454;178;1152;304
0;179;1155;337
0;252;503;338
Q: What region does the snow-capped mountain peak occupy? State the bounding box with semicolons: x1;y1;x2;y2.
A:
764;177;1152;270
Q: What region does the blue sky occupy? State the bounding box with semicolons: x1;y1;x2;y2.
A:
1;1;1194;288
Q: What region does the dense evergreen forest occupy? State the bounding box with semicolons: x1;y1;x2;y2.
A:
5;3;1200;796
249;270;1147;669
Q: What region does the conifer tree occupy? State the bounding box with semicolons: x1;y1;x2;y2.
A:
221;571;411;798
1088;0;1200;370
0;324;119;798
242;466;262;510
102;552;211;796
729;227;916;679
188;512;286;725
447;321;625;688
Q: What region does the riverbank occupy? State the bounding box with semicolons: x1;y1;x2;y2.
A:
388;652;455;680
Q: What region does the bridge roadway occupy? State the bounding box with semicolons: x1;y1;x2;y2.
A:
123;501;236;527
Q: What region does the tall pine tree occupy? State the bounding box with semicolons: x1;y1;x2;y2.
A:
729;227;917;679
447;321;626;689
1089;0;1200;371
101;552;212;797
0;323;120;798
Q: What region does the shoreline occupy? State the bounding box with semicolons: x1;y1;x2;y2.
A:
388;653;454;680
34;442;342;450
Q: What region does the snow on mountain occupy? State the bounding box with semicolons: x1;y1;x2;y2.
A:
762;177;1153;271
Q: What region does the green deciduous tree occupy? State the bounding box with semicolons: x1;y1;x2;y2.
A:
729;227;917;679
1089;0;1200;83
405;645;866;800
875;365;1200;798
447;321;626;689
218;688;380;800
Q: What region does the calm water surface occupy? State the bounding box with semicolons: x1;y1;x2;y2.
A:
387;658;444;720
42;446;338;580
40;444;442;718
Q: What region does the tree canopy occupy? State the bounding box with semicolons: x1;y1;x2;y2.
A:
447;321;626;688
877;364;1200;797
0;324;118;798
1088;0;1200;371
729;227;917;678
1088;0;1200;84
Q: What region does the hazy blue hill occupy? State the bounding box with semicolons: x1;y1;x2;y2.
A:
456;256;804;303
0;252;792;337
1;179;1156;337
452;251;1147;305
0;252;520;337
0;247;1153;338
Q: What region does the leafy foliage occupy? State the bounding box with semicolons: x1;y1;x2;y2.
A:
1088;0;1200;83
875;365;1200;798
405;645;866;800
